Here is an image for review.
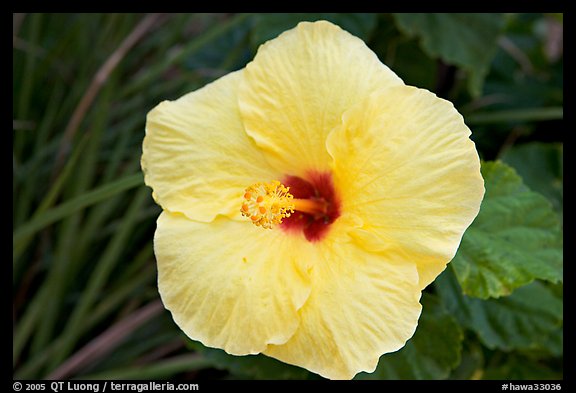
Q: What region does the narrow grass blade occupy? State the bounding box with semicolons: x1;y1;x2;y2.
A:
120;13;252;98
78;354;211;380
47;187;149;369
13;173;143;253
48;301;163;380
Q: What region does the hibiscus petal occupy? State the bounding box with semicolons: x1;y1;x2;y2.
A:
142;71;277;222
238;20;403;176
155;211;313;355
326;85;485;290
264;233;422;380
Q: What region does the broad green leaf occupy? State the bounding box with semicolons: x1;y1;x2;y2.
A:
188;340;310;379
250;13;378;48
386;37;438;91
451;160;562;299
361;14;438;90
392;13;506;96
436;269;563;354
357;294;462;380
501;142;563;216
447;341;484;380
482;354;563;380
465;107;563;125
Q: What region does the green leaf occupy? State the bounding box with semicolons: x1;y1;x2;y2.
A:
448;341;484;380
482;354;563;380
384;36;439;91
465;107;563;125
436;269;563;354
451;160;562;299
250;13;378;48
501;142;563;216
357;294;462;380
392;13;506;96
188;340;310;379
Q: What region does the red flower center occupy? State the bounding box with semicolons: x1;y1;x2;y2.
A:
281;171;341;242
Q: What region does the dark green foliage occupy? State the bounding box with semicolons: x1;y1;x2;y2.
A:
13;13;562;380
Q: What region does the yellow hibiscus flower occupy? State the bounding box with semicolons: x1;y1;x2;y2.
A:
141;20;484;380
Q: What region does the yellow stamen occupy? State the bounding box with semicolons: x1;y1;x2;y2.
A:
241;180;328;229
241;181;294;229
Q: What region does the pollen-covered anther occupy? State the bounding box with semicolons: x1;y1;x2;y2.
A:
241;181;295;229
241;180;333;229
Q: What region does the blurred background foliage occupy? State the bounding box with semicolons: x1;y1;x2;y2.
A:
13;13;563;380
